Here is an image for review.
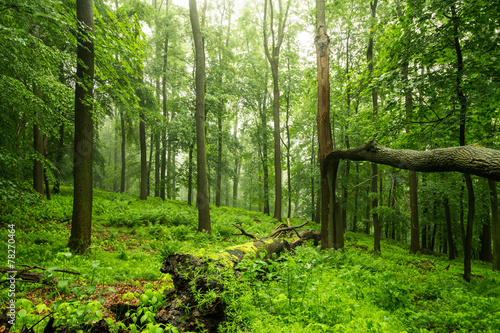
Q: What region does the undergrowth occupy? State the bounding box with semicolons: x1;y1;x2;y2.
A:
1;186;499;332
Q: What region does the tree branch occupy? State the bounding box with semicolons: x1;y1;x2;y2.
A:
325;140;500;181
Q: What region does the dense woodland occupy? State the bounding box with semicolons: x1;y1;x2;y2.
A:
1;0;500;331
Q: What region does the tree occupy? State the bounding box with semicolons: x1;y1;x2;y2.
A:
263;0;290;222
316;0;342;250
68;0;94;254
189;0;211;233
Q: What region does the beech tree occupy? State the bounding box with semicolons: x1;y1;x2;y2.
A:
262;0;290;222
68;0;94;254
189;0;211;233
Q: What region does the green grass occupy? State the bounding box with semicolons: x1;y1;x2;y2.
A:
1;186;499;332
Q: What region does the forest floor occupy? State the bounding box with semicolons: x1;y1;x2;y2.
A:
1;186;500;333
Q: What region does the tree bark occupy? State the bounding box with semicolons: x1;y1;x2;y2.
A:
120;109;126;193
409;170;419;253
233;118;239;207
161;27;169;201
488;179;500;270
263;0;289;223
139;112;147;200
444;194;456;260
33;124;44;195
316;0;342;250
69;0;94;254
367;0;380;253
325;141;500;181
189;0;211;233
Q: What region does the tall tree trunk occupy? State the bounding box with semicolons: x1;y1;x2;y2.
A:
188;143;194;206
33;123;44;195
452;4;474;282
367;0;380;253
147;131;154;196
285;59;292;218
69;0;94;254
259;83;270;215
489;179;500;270
316;0;342;249
444;192;457;260
120;110;126;193
155;135;160;197
263;0;289;223
161;27;169;201
311;131;316;222
233;118;239;207
216;115;222;206
479;203;493;262
190;0;211;233
53;123;65;194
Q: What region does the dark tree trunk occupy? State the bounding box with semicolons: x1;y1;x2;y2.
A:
489;179;500;270
33;125;44;195
444;194;457;260
190;0;211;233
316;0;335;249
69;0;94;254
479;209;493;262
53;124;65;194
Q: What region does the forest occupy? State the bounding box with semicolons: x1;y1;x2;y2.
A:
0;0;499;332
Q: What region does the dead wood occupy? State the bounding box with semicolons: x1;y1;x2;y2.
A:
231;224;258;240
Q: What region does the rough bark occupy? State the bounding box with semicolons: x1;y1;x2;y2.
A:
189;0;211;233
316;0;334;250
68;0;94;254
325;141;500;181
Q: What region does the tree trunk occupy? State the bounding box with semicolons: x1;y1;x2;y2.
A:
188;143;194;206
33;124;44;195
160;28;169;201
69;0;94;254
139;112;147;200
316;0;342;250
444;194;456;260
259;82;270;215
367;0;380;253
452;3;474;282
189;0;211;233
53;123;65;194
263;0;289;223
155;135;160;197
233;118;239;207
488;179;500;270
120;110;126;193
479;206;493;262
216;115;222;207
